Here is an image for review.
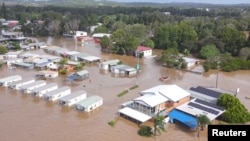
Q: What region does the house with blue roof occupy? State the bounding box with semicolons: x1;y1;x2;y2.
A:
66;69;89;82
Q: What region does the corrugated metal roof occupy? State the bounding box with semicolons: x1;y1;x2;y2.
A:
44;86;71;97
83;56;100;62
20;80;46;89
0;75;22;82
176;98;225;121
140;85;190;102
168;109;198;129
101;59;120;65
76;95;102;108
32;83;57;92
76;70;89;76
8;78;35;86
159;85;191;102
119;107;152;123
134;94;168;107
60;91;86;101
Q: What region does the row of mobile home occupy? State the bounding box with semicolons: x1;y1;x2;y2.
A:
30;83;58;97
1;75;103;113
58;91;87;106
8;78;36;90
0;75;22;87
19;80;47;94
43;86;71;102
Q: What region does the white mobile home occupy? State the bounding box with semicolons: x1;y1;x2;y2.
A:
0;75;22;87
30;83;58;97
8;78;35;90
75;95;103;112
99;59;120;70
43;86;71;102
20;80;46;94
36;70;59;79
58;91;87;107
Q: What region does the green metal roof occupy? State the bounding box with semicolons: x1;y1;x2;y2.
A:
76;95;102;108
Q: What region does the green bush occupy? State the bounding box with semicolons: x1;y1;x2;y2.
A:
108;120;116;127
138;126;153;137
59;69;67;75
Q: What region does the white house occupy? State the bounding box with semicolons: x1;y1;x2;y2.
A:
58;91;87;107
135;46;152;58
36;70;59;78
30;83;58;97
92;33;111;38
3;50;23;59
43;86;71;102
75;95;103;112
119;84;191;123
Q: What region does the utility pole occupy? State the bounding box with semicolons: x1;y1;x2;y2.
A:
74;36;77;51
215;61;220;88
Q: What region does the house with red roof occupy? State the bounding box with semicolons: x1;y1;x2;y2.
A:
135;46;152;58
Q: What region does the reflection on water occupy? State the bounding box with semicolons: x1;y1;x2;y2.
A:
0;37;250;141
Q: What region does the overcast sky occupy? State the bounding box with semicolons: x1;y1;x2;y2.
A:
113;0;250;4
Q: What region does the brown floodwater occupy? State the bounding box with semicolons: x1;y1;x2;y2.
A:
0;36;250;141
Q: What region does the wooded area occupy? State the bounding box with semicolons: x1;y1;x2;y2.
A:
1;3;250;71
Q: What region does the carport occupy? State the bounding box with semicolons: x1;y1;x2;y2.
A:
168;109;198;129
119;107;152;124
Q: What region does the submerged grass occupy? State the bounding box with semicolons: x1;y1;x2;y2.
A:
129;85;139;90
117;85;139;97
117;90;129;97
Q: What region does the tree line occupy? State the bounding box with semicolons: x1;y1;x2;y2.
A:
1;3;250;71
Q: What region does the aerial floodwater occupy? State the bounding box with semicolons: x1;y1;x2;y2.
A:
0;37;249;141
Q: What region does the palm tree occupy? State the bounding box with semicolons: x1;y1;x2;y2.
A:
153;114;166;136
197;114;211;137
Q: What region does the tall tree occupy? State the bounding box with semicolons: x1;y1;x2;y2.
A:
1;3;7;19
196;115;211;137
153;114;166;136
216;27;246;56
177;21;198;46
199;44;220;59
153;24;178;50
100;35;113;52
238;47;250;60
48;20;61;37
125;24;147;43
0;45;8;54
64;19;80;33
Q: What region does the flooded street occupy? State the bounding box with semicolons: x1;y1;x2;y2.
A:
0;36;250;141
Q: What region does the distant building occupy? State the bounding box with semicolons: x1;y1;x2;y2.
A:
182;57;200;69
163;12;171;15
135;46;152;58
92;33;111;44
